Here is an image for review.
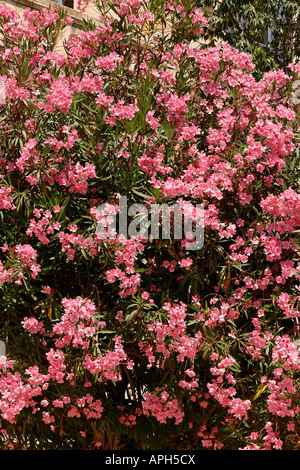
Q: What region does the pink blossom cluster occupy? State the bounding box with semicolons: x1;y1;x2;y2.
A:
83;335;134;382
0;244;41;285
22;317;45;335
53;297;104;349
0;0;300;450
49;161;96;194
207;357;252;421
45;77;74;114
146;302;202;368
197;425;224;450
0;186;15;211
96;52;124;72
26;207;61;244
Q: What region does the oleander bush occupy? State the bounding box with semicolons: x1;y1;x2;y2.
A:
0;0;299;450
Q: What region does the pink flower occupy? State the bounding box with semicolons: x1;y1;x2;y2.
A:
179;258;193;270
46;77;73;113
